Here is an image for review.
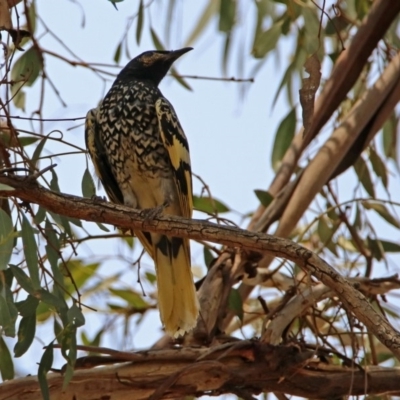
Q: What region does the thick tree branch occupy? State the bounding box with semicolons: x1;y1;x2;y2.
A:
1;174;400;358
1;341;400;399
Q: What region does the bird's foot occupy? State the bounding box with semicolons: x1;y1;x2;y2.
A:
140;202;169;220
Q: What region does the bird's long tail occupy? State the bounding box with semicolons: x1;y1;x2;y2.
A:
153;234;199;337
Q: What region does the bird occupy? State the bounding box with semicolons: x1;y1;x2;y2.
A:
85;48;199;338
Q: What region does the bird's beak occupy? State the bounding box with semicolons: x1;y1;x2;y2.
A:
169;47;193;60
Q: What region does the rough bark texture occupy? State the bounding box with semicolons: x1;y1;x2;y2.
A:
1;342;400;400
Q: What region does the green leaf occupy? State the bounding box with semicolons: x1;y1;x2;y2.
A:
0;183;15;191
150;28;165;50
382;115;397;162
15;294;39;317
20;123;41;141
62;259;100;291
50;169;60;192
108;0;123;10
31;136;47;167
26;1;37;34
354;157;375;197
67;303;85;327
136;0;144;45
38;289;67;309
14;314;36;357
81;168;96;198
145;271;156;284
21;215;40;289
96;222;110;232
254;190;274;207
0;209;15;270
271;108;296;171
12;91;26;111
38;342;54;400
36;301;52;322
366;236;384;261
362;201;400;229
369;147;388;188
170;67;193;91
219;0;236;32
9;264;36;294
11;47;42;109
193;195;230;214
253;20;283;58
0;275;17;337
380;240;400;253
113;42;122;64
185;0;218;46
109;288;149;310
302;6;321;54
203;246;214;268
0;293;14;337
228;288;243;321
0;336;14;380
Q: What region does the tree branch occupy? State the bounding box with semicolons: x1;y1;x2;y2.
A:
1;341;400;399
1;174;400;358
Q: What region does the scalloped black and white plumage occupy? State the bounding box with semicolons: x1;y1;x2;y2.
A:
85;48;199;337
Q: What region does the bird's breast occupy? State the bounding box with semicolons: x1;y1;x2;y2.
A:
98;82;172;183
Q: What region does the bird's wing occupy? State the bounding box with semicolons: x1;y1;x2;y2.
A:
155;97;193;218
85;108;124;204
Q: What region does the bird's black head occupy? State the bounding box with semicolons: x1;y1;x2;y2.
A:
117;48;193;86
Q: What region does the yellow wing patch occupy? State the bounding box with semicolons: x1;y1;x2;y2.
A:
155;97;193;218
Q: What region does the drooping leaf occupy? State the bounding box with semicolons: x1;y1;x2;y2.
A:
380;240;400;253
136;0;144;45
31;136;47;167
354;157;375;197
185;0;218;46
38;289;67;310
254;190;274;207
366;236;384;261
109;288;149;310
81;168;96;198
9;264;36;294
0;183;14;191
369;147;388;188
11;47;42;109
113;42;122;64
382;115;398;162
38;342;54;400
219;0;236;33
203;246;214;268
21;215;40;289
18;136;40;147
15;294;39;317
0;210;14;270
228;288;243;321
170;67;192;91
14;314;36;357
67;303;85;327
61;259;100;292
0;336;14;380
0;294;14;337
150;28;164;50
193;195;230;214
271;108;296;171
362;201;400;229
253;20;283;58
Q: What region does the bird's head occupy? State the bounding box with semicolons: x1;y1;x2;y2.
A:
117;48;193;86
